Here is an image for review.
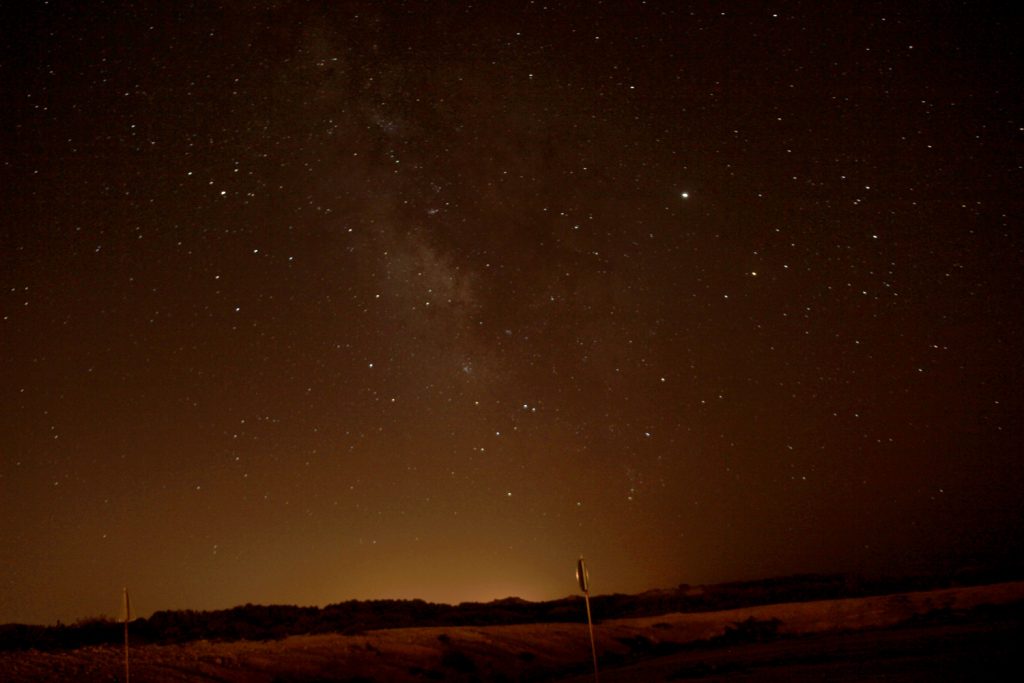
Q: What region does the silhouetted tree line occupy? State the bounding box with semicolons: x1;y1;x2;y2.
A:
3;565;1020;652
0;598;579;652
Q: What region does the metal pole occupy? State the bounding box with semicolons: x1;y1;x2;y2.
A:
584;588;599;683
577;557;599;683
123;587;130;683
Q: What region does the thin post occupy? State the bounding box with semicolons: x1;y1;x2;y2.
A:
123;587;130;683
577;557;599;682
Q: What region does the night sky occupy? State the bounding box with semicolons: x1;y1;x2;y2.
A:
3;1;1023;625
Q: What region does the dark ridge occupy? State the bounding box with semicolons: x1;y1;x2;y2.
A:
3;564;1022;652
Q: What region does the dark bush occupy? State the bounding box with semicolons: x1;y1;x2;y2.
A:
440;648;477;673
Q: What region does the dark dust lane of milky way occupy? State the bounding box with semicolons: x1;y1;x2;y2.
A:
2;1;1022;624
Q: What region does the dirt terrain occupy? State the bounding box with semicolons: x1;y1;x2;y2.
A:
3;581;1022;682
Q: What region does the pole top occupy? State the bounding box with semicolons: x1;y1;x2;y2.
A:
576;557;590;593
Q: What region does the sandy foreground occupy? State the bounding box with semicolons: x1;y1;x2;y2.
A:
2;581;1023;682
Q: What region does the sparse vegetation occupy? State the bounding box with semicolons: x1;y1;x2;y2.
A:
2;567;1021;652
2;581;1022;683
714;617;781;645
439;647;476;673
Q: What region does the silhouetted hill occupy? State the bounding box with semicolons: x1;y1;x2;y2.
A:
4;564;1022;652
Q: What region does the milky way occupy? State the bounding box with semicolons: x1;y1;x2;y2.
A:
2;1;1022;624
